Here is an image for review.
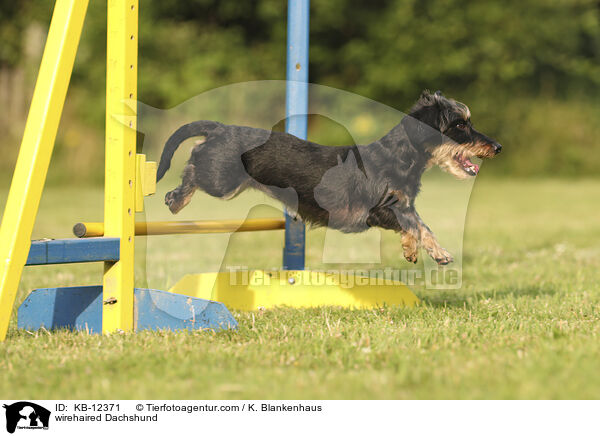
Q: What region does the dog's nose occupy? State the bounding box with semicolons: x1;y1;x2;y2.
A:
493;142;502;154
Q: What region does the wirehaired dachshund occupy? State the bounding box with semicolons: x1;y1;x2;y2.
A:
156;90;501;265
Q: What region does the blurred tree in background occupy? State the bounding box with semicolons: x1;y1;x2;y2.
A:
0;0;598;183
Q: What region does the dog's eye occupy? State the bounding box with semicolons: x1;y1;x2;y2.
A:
455;122;467;130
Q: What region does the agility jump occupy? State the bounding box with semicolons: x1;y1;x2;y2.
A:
0;0;418;342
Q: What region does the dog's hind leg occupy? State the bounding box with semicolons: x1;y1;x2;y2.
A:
165;163;197;214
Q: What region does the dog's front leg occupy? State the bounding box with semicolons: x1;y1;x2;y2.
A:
368;206;453;265
367;206;421;263
400;228;420;264
414;212;453;265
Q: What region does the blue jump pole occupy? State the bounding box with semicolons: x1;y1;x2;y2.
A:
283;0;309;270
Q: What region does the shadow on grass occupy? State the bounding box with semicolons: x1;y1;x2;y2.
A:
418;284;561;308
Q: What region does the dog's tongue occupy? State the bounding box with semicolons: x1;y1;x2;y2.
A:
459;156;479;176
466;159;479;174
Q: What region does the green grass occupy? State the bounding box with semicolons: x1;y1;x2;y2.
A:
1;177;600;399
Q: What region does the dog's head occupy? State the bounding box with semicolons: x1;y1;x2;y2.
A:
402;90;502;179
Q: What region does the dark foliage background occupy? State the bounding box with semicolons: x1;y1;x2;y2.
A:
1;0;598;183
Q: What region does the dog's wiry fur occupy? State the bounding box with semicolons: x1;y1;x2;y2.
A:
157;90;501;264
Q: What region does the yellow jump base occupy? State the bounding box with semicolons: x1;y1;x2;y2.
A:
168;270;420;310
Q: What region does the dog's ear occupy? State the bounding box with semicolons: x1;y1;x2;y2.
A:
404;90;449;147
417;90;434;106
401;102;443;148
401;116;443;148
419;89;432;99
417;89;445;108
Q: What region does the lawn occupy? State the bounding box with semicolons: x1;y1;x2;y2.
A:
1;176;599;399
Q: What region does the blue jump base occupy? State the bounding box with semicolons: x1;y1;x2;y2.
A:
26;238;120;265
18;286;237;333
21;239;237;333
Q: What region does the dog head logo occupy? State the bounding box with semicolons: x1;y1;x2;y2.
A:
2;402;50;434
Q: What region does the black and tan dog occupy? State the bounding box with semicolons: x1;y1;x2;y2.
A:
156;90;501;265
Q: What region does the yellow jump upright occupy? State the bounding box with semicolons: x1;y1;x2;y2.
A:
0;0;238;342
102;0;139;334
0;0;89;341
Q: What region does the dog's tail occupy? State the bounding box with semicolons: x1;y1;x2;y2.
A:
156;120;221;182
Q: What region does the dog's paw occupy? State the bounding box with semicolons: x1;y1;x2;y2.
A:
431;248;453;265
165;191;182;214
404;252;418;264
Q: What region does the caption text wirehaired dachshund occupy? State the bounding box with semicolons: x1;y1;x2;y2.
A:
156;90;502;265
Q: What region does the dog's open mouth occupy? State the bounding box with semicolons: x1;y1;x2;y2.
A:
454;153;479;176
